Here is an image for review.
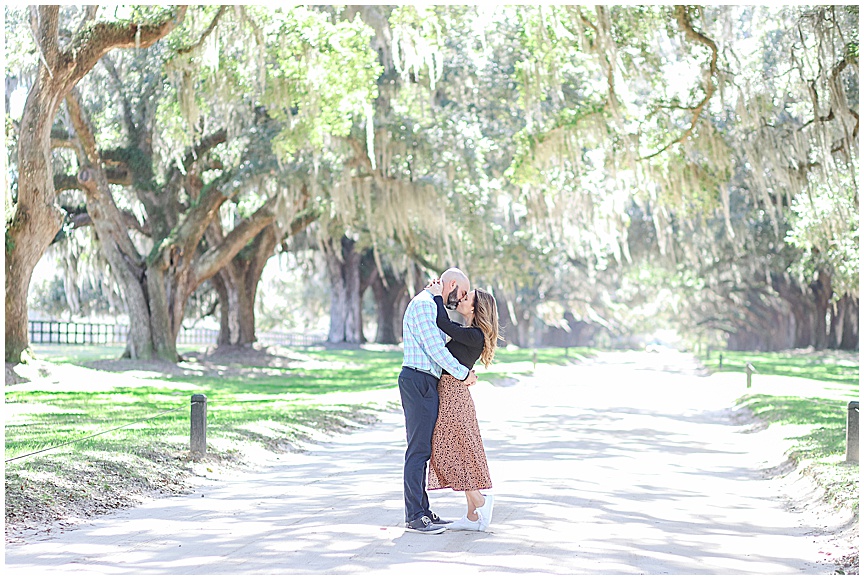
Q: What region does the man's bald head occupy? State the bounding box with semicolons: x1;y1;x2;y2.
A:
440;267;470;310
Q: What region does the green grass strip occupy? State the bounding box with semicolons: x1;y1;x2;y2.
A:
701;349;858;385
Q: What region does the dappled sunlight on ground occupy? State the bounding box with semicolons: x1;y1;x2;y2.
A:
6;351;855;574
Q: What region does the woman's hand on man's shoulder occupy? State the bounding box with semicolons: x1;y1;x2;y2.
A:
426;278;443;297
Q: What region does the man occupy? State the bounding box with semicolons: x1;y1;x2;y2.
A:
399;267;477;534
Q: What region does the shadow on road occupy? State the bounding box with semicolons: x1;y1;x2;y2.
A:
5;353;838;574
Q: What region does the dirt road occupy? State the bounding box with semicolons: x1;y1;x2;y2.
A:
5;352;849;574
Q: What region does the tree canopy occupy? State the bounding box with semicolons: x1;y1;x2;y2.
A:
5;5;858;361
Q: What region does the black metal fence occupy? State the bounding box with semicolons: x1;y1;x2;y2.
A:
28;320;326;347
29;320;125;345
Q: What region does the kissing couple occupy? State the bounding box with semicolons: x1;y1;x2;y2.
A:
398;267;501;534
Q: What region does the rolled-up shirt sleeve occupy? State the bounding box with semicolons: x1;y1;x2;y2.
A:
415;300;470;380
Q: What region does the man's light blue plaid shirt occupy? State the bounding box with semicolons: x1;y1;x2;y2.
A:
402;289;469;380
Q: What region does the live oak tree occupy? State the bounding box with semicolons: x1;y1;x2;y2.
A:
5;5;186;363
40;6;379;361
63;83;282;361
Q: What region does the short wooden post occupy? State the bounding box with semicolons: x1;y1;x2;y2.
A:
532;350;537;370
846;401;859;463
190;394;207;456
745;363;755;388
718;354;723;370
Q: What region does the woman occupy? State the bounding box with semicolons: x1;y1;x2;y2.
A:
426;281;501;532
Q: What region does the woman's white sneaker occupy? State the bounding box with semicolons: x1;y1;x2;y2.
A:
446;516;481;531
474;493;494;531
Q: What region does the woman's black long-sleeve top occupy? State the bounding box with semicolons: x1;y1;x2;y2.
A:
433;295;484;375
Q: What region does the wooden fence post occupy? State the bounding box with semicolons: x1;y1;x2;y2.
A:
847;401;859;463
191;394;207;456
745;362;755;388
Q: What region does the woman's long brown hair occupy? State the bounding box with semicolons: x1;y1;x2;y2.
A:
472;288;501;368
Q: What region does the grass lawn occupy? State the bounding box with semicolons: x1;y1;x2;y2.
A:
8;346;407;460
702;349;859;385
5;345;408;533
28;344;128;363
698;349;860;514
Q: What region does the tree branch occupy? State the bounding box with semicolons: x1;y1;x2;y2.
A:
594;6;619;112
404;247;441;275
29;6;58;77
65;88;100;163
54;174;83;193
101;54;138;137
639;6;718;161
64;7;188;92
64;205;94;230
284;207;319;240
193;197;278;285
65;88;144;264
271;184;318;246
574;6;598;46
161;128;228;209
166;129;228;185
51;137;79;151
177;6;227;55
797;55;859;141
37;6;61;67
165;171;234;264
52;204;150;239
74;6;99;37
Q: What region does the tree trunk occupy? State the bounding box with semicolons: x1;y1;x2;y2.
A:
215;277;257;347
727;270;848;352
143;198;277;361
239;270;260;345
828;298;843;349
830;295;860;351
324;235;364;344
212;197;317;346
327;256;349;342
811;270;832;350
210;226;279;346
840;296;859;351
772;273;819;348
145;258;188;362
209;251;246;347
6;68;66;361
493;286;525;347
344;238;362;343
212;269;251;347
211;258;260;346
790;298;814;348
66;91;157;358
369;268;406;345
210;273;234;346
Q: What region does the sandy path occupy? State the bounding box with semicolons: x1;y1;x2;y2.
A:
5;352;846;574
